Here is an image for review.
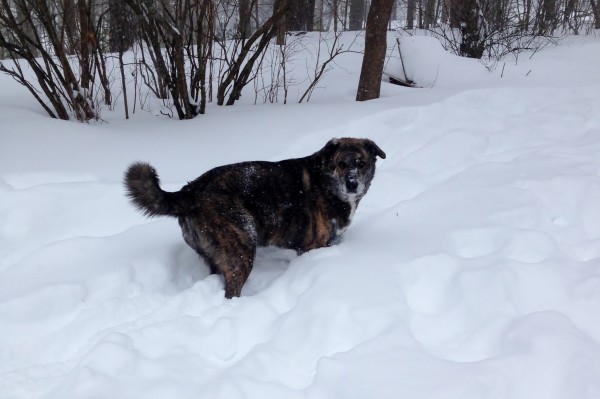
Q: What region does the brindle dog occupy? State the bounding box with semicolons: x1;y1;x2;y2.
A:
124;138;386;298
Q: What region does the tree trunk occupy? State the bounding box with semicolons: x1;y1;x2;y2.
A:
448;0;459;27
275;0;287;44
349;0;365;30
522;0;532;31
423;0;436;28
440;0;448;24
118;49;129;119
109;0;137;52
332;0;339;32
238;0;252;38
287;0;308;30
77;0;92;92
590;0;600;29
407;0;416;28
449;0;485;58
306;0;316;30
62;0;78;54
14;0;39;56
356;0;394;101
316;0;324;30
536;0;558;35
563;0;576;24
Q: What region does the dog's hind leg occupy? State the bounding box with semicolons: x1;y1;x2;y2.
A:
220;248;255;298
179;207;257;298
216;218;258;298
208;225;256;298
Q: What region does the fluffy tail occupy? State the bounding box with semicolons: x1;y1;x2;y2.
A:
124;162;190;217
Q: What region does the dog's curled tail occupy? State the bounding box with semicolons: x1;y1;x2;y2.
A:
124;162;189;217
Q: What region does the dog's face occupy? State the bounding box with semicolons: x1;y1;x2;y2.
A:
320;138;386;202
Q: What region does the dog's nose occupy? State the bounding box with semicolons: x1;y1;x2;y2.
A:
346;180;359;193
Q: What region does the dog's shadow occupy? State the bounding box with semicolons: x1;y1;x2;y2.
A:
172;245;296;296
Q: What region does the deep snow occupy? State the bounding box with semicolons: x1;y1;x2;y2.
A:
1;33;600;399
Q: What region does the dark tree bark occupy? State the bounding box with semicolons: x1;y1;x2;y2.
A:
449;0;485;58
306;0;316;30
275;0;287;44
287;0;308;30
535;0;558;35
332;0;339;31
62;0;78;54
440;0;449;24
423;0;436;28
355;0;395;101
348;0;365;30
407;0;416;28
238;0;252;38
77;0;92;91
521;0;532;31
447;0;459;27
563;0;577;24
108;0;137;52
486;0;509;32
592;0;600;29
14;0;38;56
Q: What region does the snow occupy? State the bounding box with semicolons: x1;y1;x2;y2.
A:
1;32;600;398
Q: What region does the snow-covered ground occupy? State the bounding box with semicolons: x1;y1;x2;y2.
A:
1;33;600;399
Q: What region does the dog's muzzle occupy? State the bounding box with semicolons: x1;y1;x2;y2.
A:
346;170;359;193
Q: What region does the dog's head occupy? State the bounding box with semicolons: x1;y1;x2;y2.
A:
318;138;386;202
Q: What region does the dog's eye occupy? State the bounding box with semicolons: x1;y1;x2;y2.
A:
356;159;366;168
337;161;348;168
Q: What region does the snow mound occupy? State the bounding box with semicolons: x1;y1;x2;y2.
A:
384;35;491;88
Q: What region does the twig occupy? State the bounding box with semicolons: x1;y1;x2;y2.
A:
396;38;410;82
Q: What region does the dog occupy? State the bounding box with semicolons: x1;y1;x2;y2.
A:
124;138;386;298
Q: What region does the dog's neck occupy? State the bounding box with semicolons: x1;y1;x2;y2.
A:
335;196;357;236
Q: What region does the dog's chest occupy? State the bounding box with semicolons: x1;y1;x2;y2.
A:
309;196;356;248
334;197;356;236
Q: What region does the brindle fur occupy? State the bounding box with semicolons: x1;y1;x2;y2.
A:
124;138;386;298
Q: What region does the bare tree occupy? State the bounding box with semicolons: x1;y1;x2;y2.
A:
356;0;395;101
0;0;100;121
122;0;198;119
299;31;360;102
217;0;290;105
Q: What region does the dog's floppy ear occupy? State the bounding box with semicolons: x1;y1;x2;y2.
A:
321;138;341;158
364;139;386;159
